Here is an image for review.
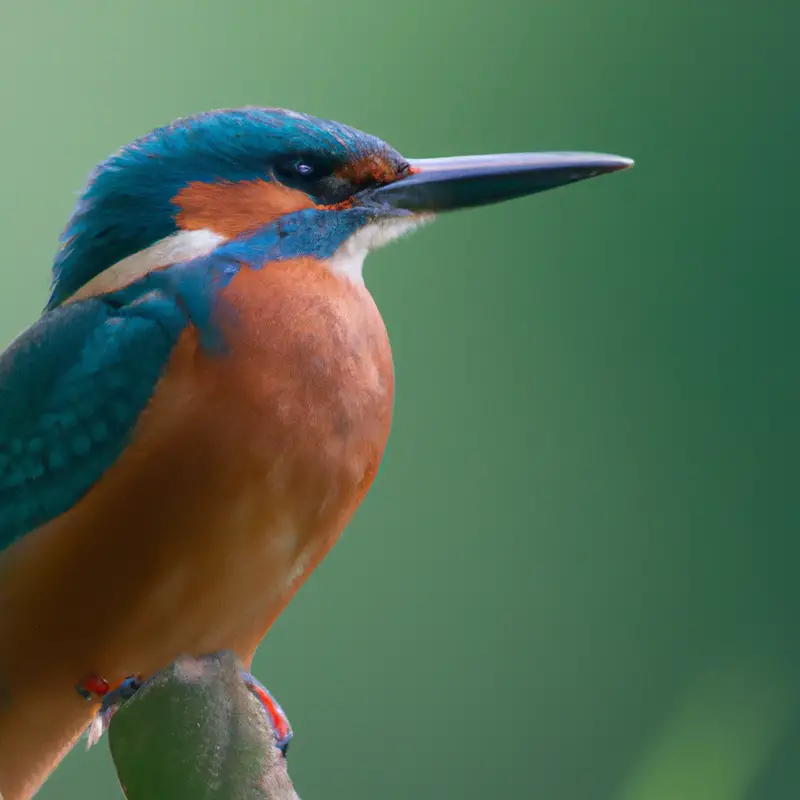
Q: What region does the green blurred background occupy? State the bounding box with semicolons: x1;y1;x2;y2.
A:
1;1;797;798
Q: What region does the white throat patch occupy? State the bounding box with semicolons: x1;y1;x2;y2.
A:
65;228;226;304
326;215;433;284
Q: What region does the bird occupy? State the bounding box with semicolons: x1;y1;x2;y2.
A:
0;106;632;798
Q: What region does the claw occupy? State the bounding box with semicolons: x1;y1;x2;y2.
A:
241;672;293;757
85;675;143;748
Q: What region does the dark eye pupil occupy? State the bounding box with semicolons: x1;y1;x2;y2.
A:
274;156;331;185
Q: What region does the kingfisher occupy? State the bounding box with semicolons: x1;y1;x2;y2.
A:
0;106;631;798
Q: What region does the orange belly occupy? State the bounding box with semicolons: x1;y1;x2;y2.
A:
0;259;393;799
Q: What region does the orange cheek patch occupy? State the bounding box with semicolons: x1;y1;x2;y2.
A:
173;180;316;237
337;155;400;186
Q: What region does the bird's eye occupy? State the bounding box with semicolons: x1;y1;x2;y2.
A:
274;156;329;183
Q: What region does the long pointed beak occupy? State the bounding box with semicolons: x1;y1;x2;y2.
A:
368;152;633;212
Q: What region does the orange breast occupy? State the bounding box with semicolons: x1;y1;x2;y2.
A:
0;259;393;796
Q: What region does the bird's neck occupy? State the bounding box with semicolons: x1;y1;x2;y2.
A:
55;208;424;309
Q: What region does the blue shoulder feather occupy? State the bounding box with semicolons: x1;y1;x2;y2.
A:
0;292;188;551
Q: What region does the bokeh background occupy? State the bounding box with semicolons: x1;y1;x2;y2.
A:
1;1;797;798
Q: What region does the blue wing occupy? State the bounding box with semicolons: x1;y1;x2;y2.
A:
0;292;189;552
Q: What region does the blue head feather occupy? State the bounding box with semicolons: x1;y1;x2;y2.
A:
49;108;406;310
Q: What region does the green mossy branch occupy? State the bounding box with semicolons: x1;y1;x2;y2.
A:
107;652;299;800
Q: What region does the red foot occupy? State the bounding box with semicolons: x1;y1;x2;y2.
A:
245;679;292;750
76;674;110;701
